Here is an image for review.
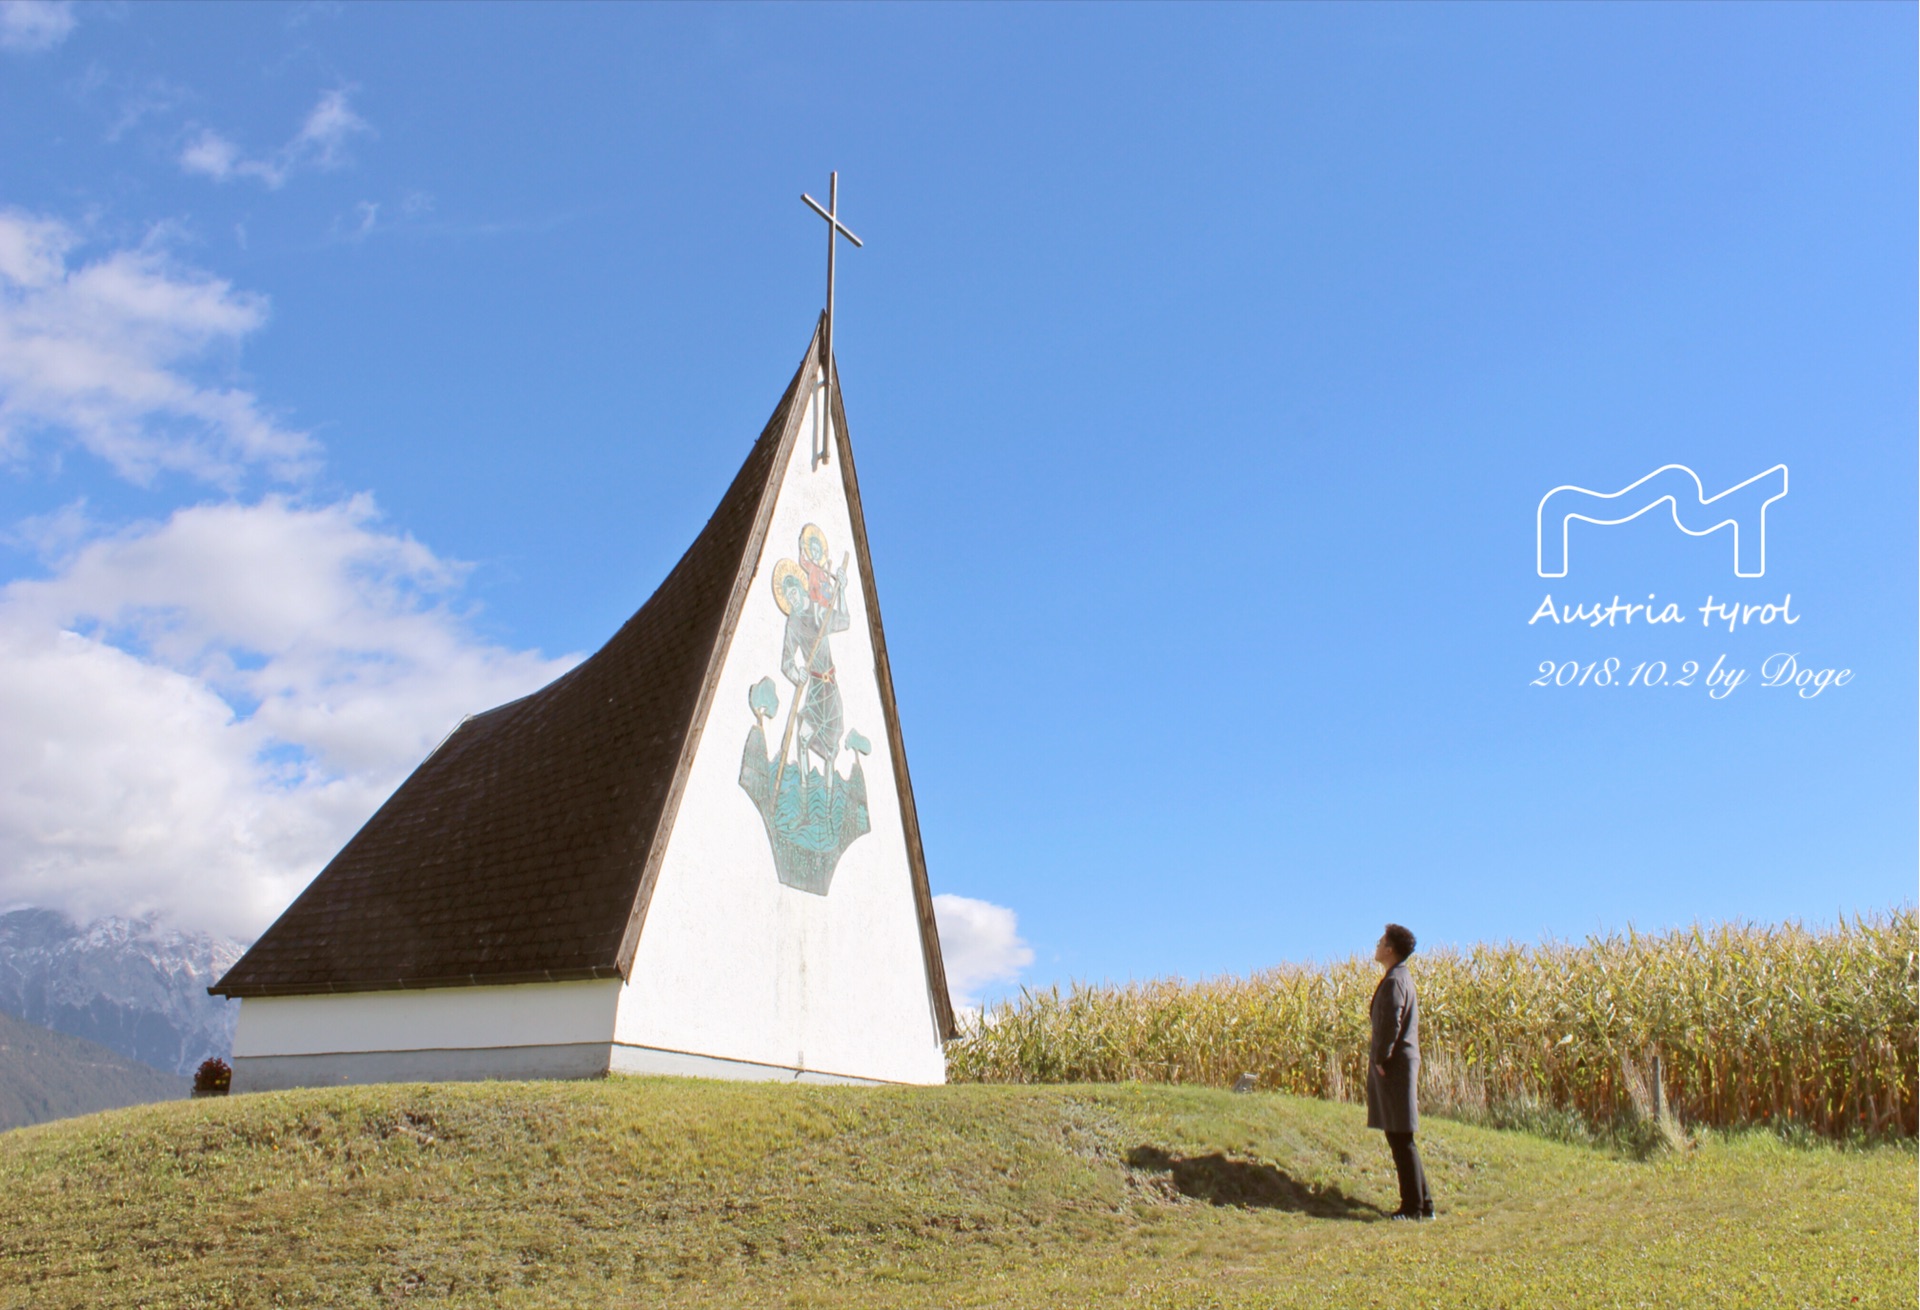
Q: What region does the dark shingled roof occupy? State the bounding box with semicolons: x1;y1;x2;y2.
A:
212;325;956;1040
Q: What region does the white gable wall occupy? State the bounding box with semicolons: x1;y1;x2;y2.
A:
615;385;946;1085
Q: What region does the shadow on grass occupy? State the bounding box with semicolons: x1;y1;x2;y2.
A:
1125;1146;1384;1220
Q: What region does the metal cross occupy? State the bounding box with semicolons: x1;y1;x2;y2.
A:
801;172;862;466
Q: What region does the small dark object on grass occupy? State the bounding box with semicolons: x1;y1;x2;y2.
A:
1231;1073;1258;1094
192;1059;231;1098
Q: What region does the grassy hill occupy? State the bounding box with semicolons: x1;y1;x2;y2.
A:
0;1079;1910;1308
0;1008;185;1132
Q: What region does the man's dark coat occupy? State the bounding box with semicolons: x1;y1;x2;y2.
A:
1365;960;1420;1133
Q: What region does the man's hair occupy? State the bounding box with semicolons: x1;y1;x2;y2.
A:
1383;923;1416;960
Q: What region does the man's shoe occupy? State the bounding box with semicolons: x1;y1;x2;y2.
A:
1388;1212;1419;1222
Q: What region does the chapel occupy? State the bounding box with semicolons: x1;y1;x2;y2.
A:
211;314;957;1089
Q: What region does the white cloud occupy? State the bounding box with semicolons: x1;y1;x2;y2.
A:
0;209;315;486
0;208;572;943
934;893;1034;1011
295;89;368;169
178;129;242;182
0;0;74;53
0;497;577;939
179;88;371;189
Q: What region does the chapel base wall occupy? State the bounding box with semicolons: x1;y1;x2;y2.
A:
228;1041;904;1093
230;1042;613;1093
608;1042;883;1085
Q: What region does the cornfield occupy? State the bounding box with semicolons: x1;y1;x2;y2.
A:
947;909;1919;1139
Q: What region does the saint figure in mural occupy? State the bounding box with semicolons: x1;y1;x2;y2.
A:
778;537;849;765
798;522;836;608
738;524;871;895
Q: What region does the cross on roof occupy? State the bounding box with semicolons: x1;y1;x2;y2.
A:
801;172;862;467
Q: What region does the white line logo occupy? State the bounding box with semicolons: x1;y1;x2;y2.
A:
1536;464;1788;578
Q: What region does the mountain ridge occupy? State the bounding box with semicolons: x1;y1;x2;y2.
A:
0;1007;185;1131
0;907;245;1075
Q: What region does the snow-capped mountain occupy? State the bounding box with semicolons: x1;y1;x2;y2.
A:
0;908;245;1075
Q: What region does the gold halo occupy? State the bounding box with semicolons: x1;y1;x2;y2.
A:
798;523;829;564
771;559;807;614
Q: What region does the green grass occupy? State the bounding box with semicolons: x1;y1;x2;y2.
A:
0;1079;1910;1308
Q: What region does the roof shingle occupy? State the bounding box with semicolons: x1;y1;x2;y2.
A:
212;332;816;999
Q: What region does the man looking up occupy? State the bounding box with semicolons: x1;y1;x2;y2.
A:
1368;923;1432;1221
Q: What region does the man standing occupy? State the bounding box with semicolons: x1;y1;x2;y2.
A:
1368;923;1432;1221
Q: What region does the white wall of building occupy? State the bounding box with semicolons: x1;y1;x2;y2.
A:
232;978;622;1057
616;387;947;1085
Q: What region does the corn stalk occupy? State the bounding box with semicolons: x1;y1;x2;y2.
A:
947;909;1918;1139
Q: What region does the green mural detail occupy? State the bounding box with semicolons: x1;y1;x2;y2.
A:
738;524;871;895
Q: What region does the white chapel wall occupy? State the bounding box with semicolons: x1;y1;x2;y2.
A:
232;978;622;1058
615;386;947;1085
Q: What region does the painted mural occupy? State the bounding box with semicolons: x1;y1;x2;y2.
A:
738;523;871;895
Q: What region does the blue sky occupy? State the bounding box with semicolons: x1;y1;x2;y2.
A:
0;2;1912;1004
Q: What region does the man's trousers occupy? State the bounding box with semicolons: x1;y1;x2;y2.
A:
1384;1131;1432;1217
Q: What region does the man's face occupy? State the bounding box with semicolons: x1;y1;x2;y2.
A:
783;578;808;610
1375;936;1397;966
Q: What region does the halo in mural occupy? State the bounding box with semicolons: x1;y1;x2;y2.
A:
770;559;808;615
799;523;829;567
